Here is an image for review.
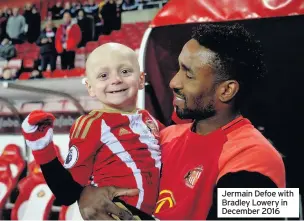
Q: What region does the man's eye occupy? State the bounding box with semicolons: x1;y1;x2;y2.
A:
186;73;193;79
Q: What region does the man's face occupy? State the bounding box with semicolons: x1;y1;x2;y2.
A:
25;3;32;10
12;8;19;16
65;2;71;9
46;20;53;29
170;39;219;120
78;10;84;18
63;12;71;24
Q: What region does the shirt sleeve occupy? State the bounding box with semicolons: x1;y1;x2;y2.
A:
206;171;279;220
40;158;84;206
63;113;103;186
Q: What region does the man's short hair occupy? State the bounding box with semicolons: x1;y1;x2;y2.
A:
192;23;266;108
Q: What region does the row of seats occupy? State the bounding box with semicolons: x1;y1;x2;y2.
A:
18;68;86;80
0;144;81;220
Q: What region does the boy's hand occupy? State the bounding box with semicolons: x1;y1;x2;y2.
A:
22;110;55;151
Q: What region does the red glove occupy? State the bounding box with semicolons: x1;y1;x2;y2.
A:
22;110;57;164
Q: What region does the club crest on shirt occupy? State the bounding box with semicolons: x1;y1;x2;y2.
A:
37;190;45;198
145;119;159;137
63;145;79;169
184;165;203;188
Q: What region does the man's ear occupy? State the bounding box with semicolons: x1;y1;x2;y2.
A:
139;72;145;90
85;78;96;98
217;80;239;103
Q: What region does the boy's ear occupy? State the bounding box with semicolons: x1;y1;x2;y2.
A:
139;72;145;90
85;78;96;97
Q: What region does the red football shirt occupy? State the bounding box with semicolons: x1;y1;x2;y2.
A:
155;116;285;219
64;109;163;214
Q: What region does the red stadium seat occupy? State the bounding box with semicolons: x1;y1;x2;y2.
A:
111;31;124;38
99;35;112;41
42;71;52;78
52;69;67;78
23;59;35;69
85;41;99;53
98;35;112;45
59;203;83;220
27;51;39;60
28;161;42;175
19;72;31;80
0;160;14;211
76;47;86;55
1;144;25;184
11;172;55;220
15;44;28;54
69;68;85;77
28;45;40;53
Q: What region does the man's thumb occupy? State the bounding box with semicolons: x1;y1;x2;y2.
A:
114;188;139;197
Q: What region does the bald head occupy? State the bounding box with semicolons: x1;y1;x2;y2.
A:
86;43;140;81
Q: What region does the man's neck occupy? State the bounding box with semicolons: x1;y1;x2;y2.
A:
193;110;240;135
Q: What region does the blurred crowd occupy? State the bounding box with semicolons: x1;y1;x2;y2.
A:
0;0;165;81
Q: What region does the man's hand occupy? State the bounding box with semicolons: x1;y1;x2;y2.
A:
22;110;55;151
78;186;139;220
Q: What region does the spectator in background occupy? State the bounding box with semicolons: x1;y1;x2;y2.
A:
55;12;81;70
60;2;73;17
0;9;8;40
71;1;82;16
6;8;26;44
77;9;91;47
0;67;17;80
122;0;139;11
83;0;99;19
0;38;16;61
49;2;63;20
36;20;57;71
4;7;12;18
101;0;117;35
113;0;123;30
27;5;41;43
23;3;32;25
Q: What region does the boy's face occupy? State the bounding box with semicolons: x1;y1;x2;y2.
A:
86;48;144;111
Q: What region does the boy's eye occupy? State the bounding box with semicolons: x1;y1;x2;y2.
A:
121;69;131;75
98;72;108;80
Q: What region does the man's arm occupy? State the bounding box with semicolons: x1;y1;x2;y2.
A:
207;171;278;220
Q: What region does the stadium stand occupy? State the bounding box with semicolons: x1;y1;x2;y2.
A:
0;0;164;81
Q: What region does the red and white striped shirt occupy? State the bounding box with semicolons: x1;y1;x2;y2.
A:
63;109;163;214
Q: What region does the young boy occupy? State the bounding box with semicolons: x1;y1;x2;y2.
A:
21;43;163;219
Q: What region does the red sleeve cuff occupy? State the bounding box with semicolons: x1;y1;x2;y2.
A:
32;142;57;165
